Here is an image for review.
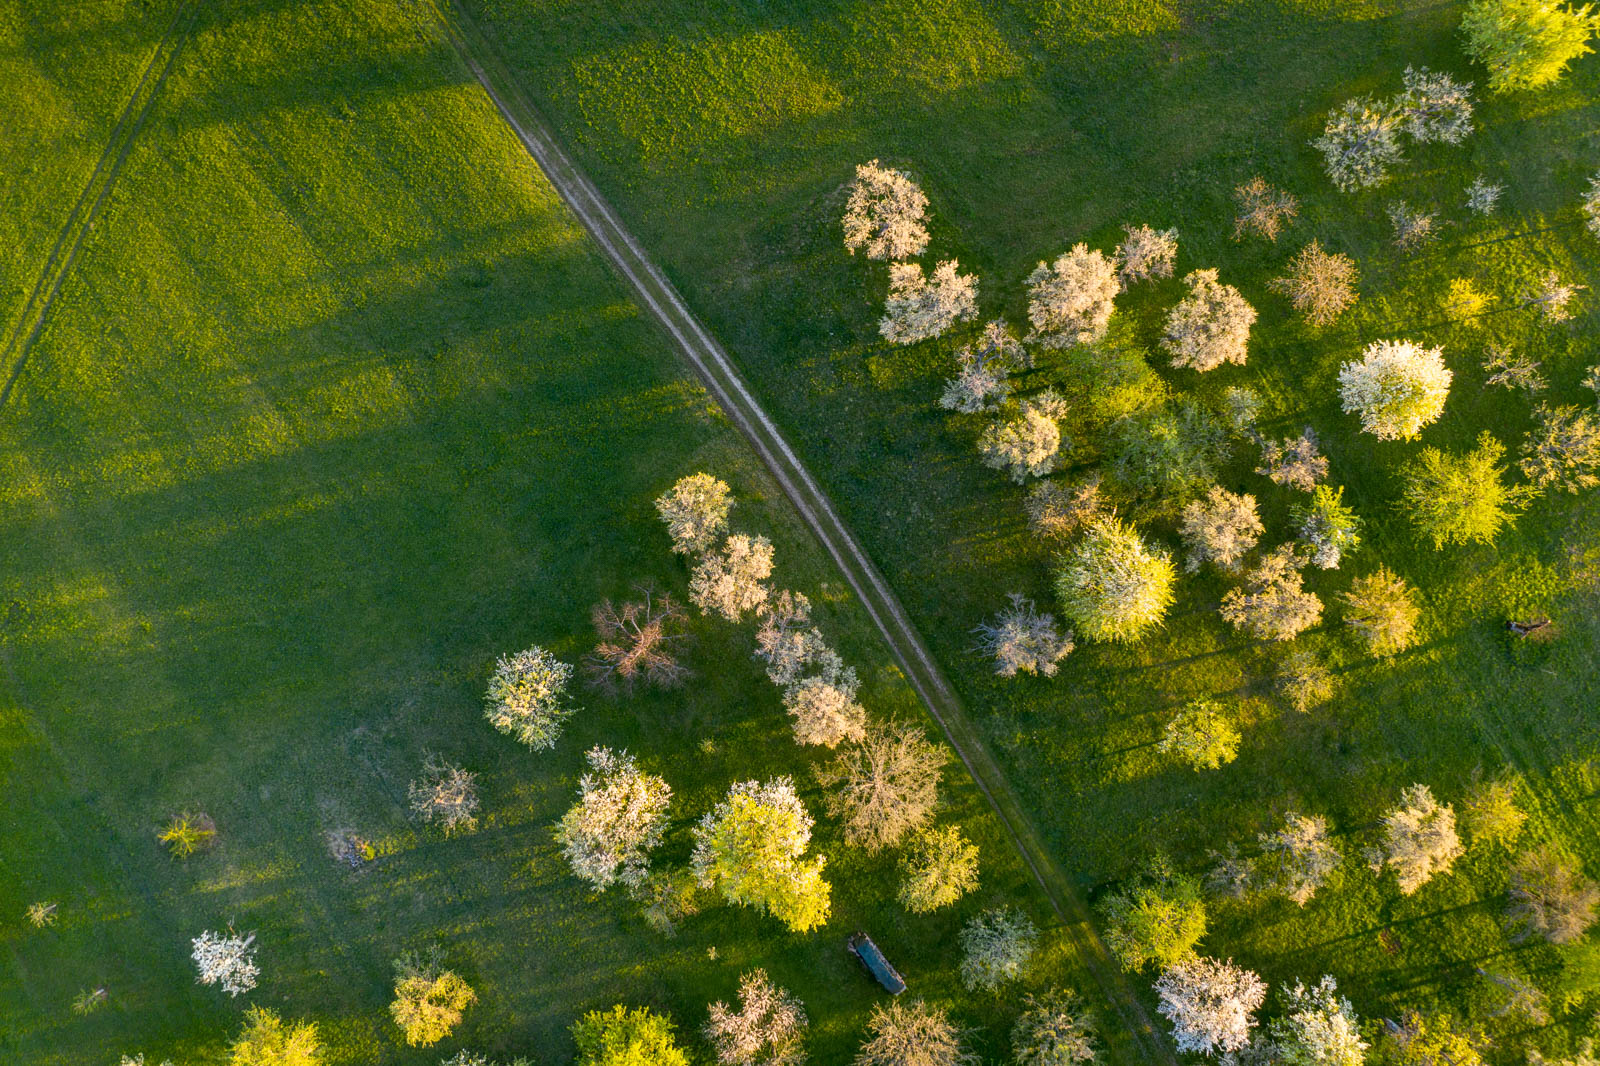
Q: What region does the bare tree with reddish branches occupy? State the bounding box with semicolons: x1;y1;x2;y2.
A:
586;587;689;693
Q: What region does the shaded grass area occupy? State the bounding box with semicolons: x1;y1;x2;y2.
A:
0;1;1090;1062
462;0;1600;1050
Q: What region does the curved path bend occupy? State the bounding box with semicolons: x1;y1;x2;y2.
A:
433;7;1175;1063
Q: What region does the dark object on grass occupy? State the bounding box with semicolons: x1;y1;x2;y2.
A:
847;932;906;995
1507;618;1553;641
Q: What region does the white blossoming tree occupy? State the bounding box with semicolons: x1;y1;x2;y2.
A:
979;392;1069;483
1115;224;1179;287
782;655;867;748
691;778;831;933
1268;976;1368;1066
655;473;734;555
1025;244;1119;348
973;593;1074;677
1395;67;1474;143
1155;955;1267;1056
753;591;825;685
959;907;1039;992
1258;814;1342;906
1162;269;1257;372
192;929;260;997
842;160;930;261
1179;487;1263;572
1314;98;1403;191
1382;783;1464;894
1338;340;1451;441
940;320;1025;413
484;646;575;750
1055;518;1177;643
690;534;775;622
556;746;672;890
880;260;979;345
704;969;808;1066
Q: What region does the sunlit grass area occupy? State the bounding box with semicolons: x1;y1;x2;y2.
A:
0;1;1093;1062
465;0;1600;1052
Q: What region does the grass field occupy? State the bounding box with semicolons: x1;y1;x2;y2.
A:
0;2;1101;1062
461;0;1600;1053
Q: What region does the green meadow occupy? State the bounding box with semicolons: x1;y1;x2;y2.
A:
0;1;1095;1062
463;0;1600;1052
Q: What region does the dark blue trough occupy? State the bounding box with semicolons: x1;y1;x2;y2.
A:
846;932;906;994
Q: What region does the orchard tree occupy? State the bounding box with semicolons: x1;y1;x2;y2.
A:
1155;956;1267;1056
26;901;57;927
587;589;689;691
390;949;475;1048
1507;846;1599;944
1482;344;1546;392
1233;178;1299;241
1108;401;1226;506
1160;699;1242;771
704;969;807;1066
856;1000;977;1066
1271;241;1359;326
1258;814;1342;906
1526;269;1586;322
1339;567;1421;657
1098;858;1207;971
959;907;1038;991
1116;224;1179;286
1220;386;1262;435
782;657;867;748
753;590;826;686
1382;784;1464;894
1466;176;1505;215
690;534;774;622
408;754;479;836
940;320;1024;413
1267;976;1368;1066
973;593;1074;677
1013;990;1100;1066
1276;649;1337;713
897;824;980;913
1400;432;1535;548
691;777;831;932
1026;475;1104;540
1461;776;1527;847
1522;404;1600;491
1220;545;1323;642
1460;0;1600;92
484;646;574;749
1055;517;1177;643
881;260;979;345
1383;1012;1483;1066
556;746;672;890
192;930;259;997
1395;67;1475;142
816;721;947;852
1339;340;1451;441
842;160;930;261
1293;485;1361;570
1585;172;1600;238
1387;201;1439;252
1025;244;1120;348
979;392;1069;483
229;1007;320;1066
1258;431;1329;492
1314;98;1403;191
655;473;733;555
160;812;216;858
574;1005;690;1066
1162;269;1257;372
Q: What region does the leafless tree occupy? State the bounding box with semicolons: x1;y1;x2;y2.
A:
1234;178;1299;241
1025;475;1104;540
1271;241;1359;326
817;722;947;852
1524;270;1586;323
1257;430;1328;492
1522;404;1600;492
1465;177;1503;215
1481;344;1545;393
704;969;808;1066
586;588;689;692
1507;846;1599;944
1257;813;1341;905
1387;202;1439;252
753;590;825;686
940;320;1025;413
1180;487;1263;572
408;754;479;836
856;1000;978;1066
1275;648;1337;712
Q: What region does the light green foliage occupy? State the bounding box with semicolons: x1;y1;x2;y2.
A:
1339;567;1421;657
230;1007;321;1066
158;812;217;859
1159;699;1242;771
1461;776;1527;847
691;778;831;932
1012;989;1100;1066
390;950;476;1048
1293;486;1361;570
1054;517;1177;643
1098;857;1207;971
897;824;980;913
1276;650;1338;713
958;906;1039;991
1461;0;1600;92
484;646;575;750
1108;400;1227;507
1401;432;1537;547
573;1005;690;1066
1382;1012;1482;1066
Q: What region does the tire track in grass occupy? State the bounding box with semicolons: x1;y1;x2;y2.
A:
0;0;200;413
429;5;1176;1063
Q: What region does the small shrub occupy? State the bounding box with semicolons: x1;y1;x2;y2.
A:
159;812;217;859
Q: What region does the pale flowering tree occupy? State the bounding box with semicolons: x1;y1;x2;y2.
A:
1382;783;1463;894
1271;242;1359;326
192;929;259;996
880;260;979;345
857;1000;977;1066
979;392;1069;483
1387;202;1439;252
1268;976;1368;1066
1466;177;1504;215
1525;270;1586;322
1338;340;1451;441
1233;178;1299;242
1339;567;1421;657
1314;98;1403;191
483;647;574;749
1507;846;1600;945
1395;67;1474;143
817;721;947;852
555;746;672;890
958;907;1038;991
1585;174;1600;239
1257;430;1329;492
690;534;775;622
1025;475;1104;539
1154;956;1267;1056
940;320;1025;413
842;160;930;261
409;754;479;836
691;778;830;932
704;969;808;1066
753;591;826;686
782;656;867;748
1025;244;1119;348
1220;545;1323;642
655;473;733;555
973;593;1074;677
1162;269;1256;372
1054;517;1176;643
1522;404;1600;492
1012;989;1100;1066
1293;485;1362;570
1179;487;1263;572
1258;814;1341;906
1115;224;1179;286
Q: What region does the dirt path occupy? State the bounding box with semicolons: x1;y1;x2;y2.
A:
0;0;199;413
433;6;1175;1062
